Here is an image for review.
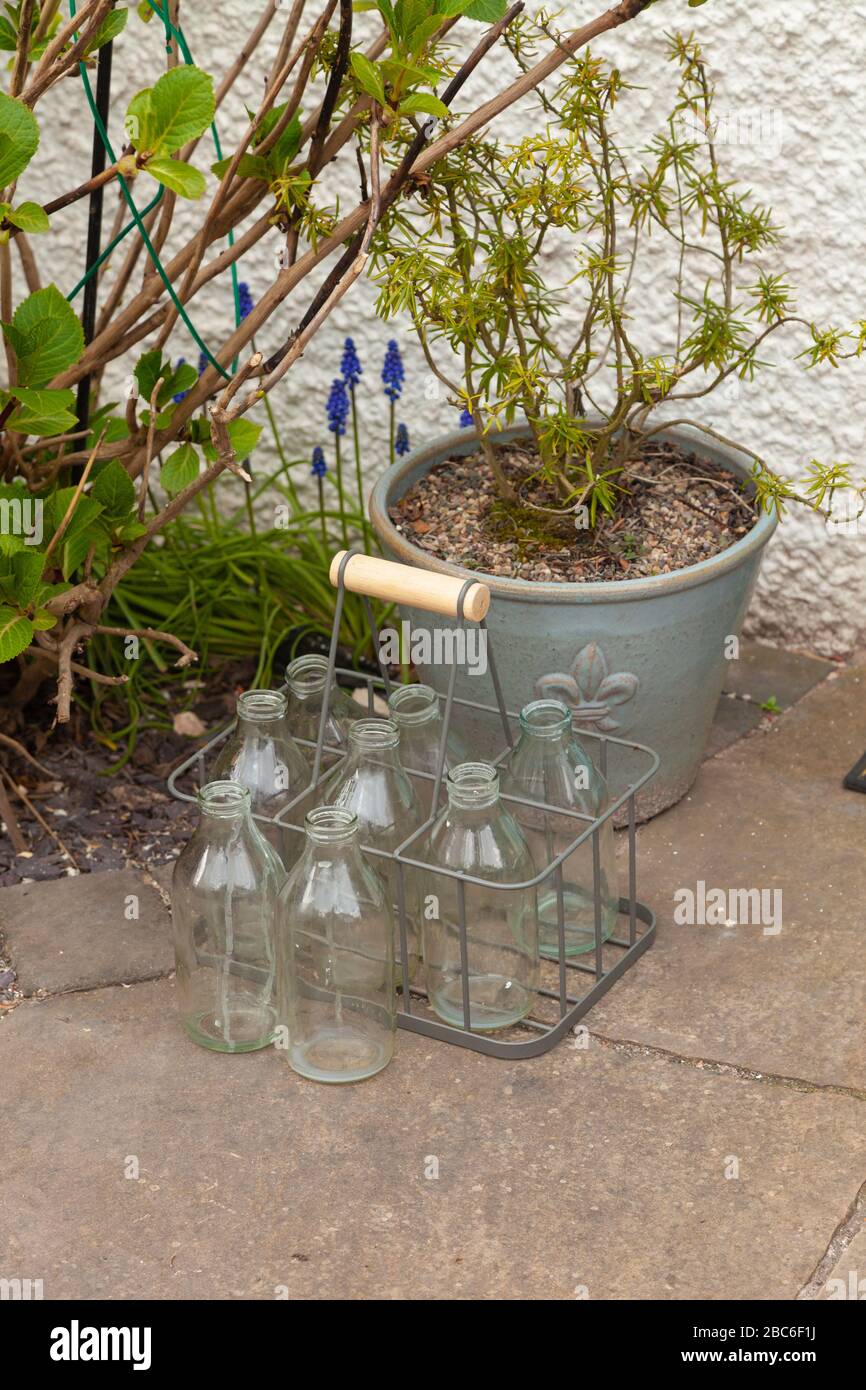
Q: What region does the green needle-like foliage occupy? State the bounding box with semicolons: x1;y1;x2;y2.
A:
373;23;865;528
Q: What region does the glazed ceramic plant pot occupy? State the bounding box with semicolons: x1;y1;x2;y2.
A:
369;423;778;820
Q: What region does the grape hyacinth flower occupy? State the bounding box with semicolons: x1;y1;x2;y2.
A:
311;446;327;543
326;378;350;545
341;337;362;389
381;340;404;402
172;357;188;403
459;407;473;427
326;377;349;437
395;423;410;456
237;281;255;321
197;351;208;377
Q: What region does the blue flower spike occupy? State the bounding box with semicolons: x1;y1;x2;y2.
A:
395;423;410;456
311;446;327;478
326;378;349;437
459;407;473;428
237;281;255;321
381;339;405;403
341;337;362;389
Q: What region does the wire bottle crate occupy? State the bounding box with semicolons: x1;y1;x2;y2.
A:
168;550;658;1059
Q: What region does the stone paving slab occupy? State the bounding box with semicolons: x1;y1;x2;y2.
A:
722;640;834;710
705;640;834;760
1;978;863;1301
0;870;173;997
704;692;764;759
593;662;866;1092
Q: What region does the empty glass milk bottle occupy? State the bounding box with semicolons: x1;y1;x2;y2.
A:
387;683;469;812
500;699;617;958
421;762;539;1032
212;688;309;867
277;807;395;1083
172;781;283;1052
285;653;364;758
322;719;423;984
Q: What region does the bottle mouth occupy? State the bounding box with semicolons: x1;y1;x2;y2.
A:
348;718;399;751
305;806;359;843
286;654;328;697
198;780;251;817
446;761;499;807
518;698;572;738
387;683;438;726
237;688;287;722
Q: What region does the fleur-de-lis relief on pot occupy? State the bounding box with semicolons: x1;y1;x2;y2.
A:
535;642;639;734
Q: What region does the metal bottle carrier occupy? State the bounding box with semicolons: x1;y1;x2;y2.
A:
168;550;659;1058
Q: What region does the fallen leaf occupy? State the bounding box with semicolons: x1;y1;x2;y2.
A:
173;711;206;737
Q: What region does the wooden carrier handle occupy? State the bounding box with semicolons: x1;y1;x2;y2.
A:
329;551;491;622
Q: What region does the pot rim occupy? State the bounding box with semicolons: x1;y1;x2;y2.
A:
370;422;778;604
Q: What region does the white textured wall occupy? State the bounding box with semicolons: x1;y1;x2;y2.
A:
19;1;866;656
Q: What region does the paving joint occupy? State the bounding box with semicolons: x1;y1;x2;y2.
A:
796;1176;866;1300
587;1030;866;1103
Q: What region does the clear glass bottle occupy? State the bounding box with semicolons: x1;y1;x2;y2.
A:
421;762;539;1032
387;682;469;812
500;699;617;958
172;780;283;1052
285;654;365;758
212;688;309;867
322;719;423;984
277;806;395;1083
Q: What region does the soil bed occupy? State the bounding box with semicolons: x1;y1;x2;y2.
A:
389;438;758;583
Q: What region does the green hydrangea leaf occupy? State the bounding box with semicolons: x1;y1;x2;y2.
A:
0;92;39;188
92;459;136;516
145;155;206;200
125;88;157;152
7;202;49;234
0;606;33;663
211;153;271;181
350;52;386;105
398;93;449;119
133;348;166;403
11;549;44;605
150;66;215;154
3;386;78;437
3;286;85;388
161;443;200;495
84;6;128;55
202;419;262;463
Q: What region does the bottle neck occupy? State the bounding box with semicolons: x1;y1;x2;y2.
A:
286;654;328;704
518;698;572;744
388;684;439;728
304;806;361;855
196;780;254;837
236;689;288;737
446;762;500;812
347;719;402;766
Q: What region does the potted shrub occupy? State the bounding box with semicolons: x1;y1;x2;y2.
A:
369;30;865;816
